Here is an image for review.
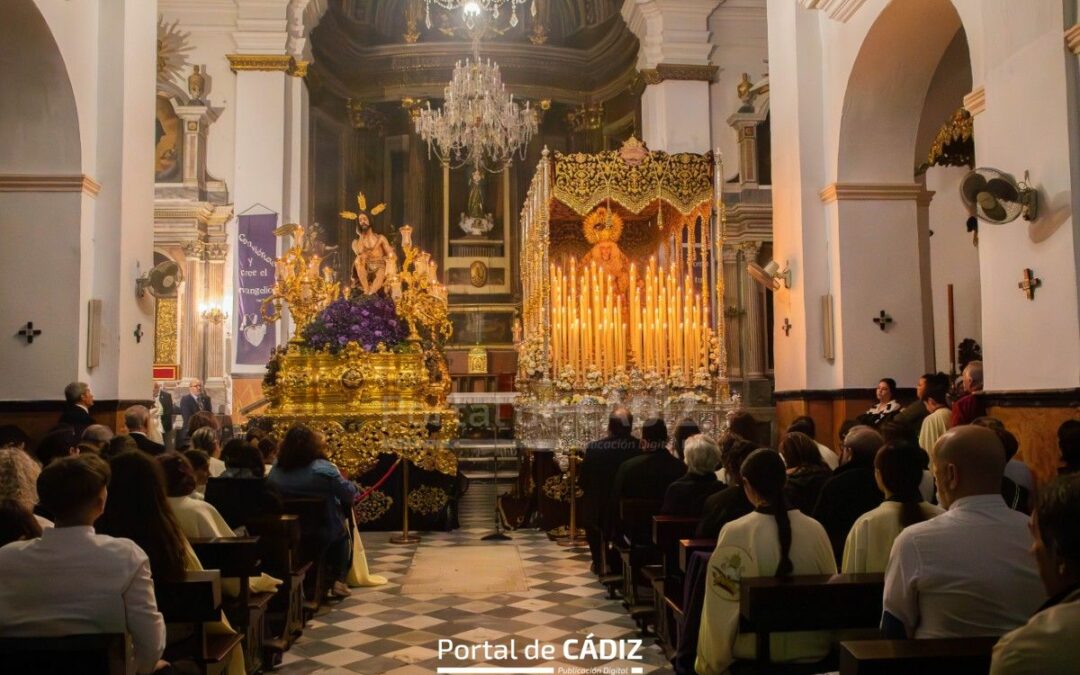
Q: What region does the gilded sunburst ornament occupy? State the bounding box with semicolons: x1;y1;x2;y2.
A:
157;16;192;84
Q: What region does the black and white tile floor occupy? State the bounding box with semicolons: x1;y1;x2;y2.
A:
273;526;672;674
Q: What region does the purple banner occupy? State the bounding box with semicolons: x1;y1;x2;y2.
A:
235;213;279;365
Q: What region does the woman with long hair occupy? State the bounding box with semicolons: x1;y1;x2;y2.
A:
779;431;831;513
268;425;358;599
695;449;836;674
95;451;189;583
841;441;943;573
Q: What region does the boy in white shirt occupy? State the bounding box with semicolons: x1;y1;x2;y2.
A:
0;454;167;674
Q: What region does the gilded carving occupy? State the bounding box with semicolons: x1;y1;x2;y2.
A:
407;485;449;515
154;297;178;364
639;64;718;85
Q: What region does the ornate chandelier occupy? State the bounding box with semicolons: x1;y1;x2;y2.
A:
424;0;536;30
414;46;538;171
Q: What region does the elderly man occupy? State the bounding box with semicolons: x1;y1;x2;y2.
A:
179;379;212;439
80;425;114;454
125;405;164;456
883;426;1044;639
58;381;94;433
950;360;986;427
661;434;723;517
812;425;885;562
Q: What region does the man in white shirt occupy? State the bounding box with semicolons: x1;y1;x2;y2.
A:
883;426;1045;639
0;454;167;674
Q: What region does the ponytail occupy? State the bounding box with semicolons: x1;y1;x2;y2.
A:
875;441;932;530
741;449;794;578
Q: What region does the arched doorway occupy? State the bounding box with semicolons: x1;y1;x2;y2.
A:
827;0;976;387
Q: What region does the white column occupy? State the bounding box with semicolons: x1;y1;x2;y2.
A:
622;0;721;153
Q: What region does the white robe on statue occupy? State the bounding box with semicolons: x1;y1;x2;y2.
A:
695;510;838;675
841;500;944;574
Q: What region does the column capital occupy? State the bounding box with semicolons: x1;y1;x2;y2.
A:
621;0;721;71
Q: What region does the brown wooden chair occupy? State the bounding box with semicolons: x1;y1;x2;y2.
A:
650;515;700;656
0;633;132;675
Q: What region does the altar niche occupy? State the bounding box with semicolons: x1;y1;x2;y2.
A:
443;165;512;295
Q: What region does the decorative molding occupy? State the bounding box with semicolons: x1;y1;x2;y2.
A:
963;86;986;116
983;388;1080;408
773;387;916;402
621;0;720;70
0;174;100;197
819;182;923;203
798;0;869;23
916;189;936;207
640;63;718;85
226;53;307;77
1066;23;1080;54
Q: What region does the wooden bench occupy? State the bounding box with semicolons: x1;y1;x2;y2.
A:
0;633;132;675
205;477;274;530
247;514;308;648
156;570;244;674
650;516;700;656
736;573;885;674
614;498;664;634
190;536;272;674
679;538;717;573
839;637;998;675
281;497;331;617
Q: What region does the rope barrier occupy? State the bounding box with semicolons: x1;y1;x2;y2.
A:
355;458;403;503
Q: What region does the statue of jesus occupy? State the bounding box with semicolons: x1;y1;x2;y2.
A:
341;192;397;295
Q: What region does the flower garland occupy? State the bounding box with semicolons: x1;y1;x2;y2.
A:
300;294;408;354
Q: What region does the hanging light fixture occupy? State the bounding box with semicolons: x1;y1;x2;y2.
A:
414;41;538;172
424;0;536;30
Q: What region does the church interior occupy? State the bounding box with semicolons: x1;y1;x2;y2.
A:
1;1;1079;674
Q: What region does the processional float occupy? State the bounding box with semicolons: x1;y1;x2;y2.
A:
512;140;736;543
257;211;458;541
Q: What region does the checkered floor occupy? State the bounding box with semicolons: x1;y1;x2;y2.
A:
273;527;673;674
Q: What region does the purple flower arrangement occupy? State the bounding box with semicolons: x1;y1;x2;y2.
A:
301;294;409;354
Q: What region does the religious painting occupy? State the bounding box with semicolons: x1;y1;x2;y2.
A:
154;94;181;181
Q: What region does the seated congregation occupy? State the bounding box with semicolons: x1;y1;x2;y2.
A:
577;366;1080;674
0;387;382;675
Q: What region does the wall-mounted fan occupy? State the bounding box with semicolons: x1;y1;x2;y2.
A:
747;260;792;291
136;260;184;299
960;167;1038;224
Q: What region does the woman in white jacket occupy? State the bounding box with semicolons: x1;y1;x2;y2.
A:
696;449;837;675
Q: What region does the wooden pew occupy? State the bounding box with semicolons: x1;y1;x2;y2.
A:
205;477;273;530
247;514;308;648
737;573;885;673
650;516;700;656
281;497;331;617
190;536;272;674
839;637;998;675
0;633;132;675
156;570;244;675
679;538;717;573
614;498;664;634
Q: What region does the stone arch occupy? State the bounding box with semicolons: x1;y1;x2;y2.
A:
0;0;81;173
837;0;970;183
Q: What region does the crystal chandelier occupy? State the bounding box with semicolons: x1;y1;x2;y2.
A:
424;0;536;30
414;46;538;172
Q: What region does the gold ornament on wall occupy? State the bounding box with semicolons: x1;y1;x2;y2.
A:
469;260;489;288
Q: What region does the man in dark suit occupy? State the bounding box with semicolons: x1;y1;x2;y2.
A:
58;382;94;434
153;382;176;450
813;425;885;562
179;379;212;438
579;406;641;574
124;405;164;455
611;418;687;544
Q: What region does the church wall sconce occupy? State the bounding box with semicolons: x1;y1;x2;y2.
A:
1018;268;1041;300
873;310;893;332
748;259;792;291
199;302;229;324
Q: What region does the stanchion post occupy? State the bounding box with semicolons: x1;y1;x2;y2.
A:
390;460;421;544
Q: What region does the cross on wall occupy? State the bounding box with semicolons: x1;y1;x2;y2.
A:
873;310;893;332
17;322;42;344
1018;268;1042;300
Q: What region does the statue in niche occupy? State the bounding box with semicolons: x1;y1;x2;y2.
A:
459;168;496;237
580;206;632;296
341;192;397;295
